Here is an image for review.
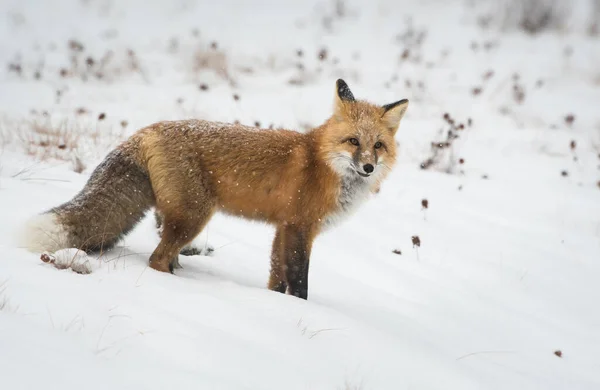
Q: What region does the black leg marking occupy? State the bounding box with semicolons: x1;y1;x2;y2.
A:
284;226;311;300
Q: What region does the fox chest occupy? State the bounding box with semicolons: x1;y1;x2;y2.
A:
323;176;372;228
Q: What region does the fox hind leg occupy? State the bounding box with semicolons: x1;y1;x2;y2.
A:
155;210;182;269
147;157;215;273
155;210;212;268
149;205;214;273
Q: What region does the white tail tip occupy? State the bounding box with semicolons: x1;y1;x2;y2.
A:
18;213;69;253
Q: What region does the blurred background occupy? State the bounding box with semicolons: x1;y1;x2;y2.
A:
0;0;598;182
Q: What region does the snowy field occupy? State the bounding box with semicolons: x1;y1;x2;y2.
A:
1;0;600;389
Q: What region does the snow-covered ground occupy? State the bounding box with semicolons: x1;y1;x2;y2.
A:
1;0;600;389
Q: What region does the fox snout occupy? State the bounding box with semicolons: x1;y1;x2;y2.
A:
355;161;375;177
354;149;378;177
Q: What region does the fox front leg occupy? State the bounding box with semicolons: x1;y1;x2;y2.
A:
268;226;287;294
282;225;315;300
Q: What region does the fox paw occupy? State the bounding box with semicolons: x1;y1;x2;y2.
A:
150;261;173;274
180;244;214;257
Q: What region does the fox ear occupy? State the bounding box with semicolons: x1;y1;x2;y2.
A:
336;79;355;102
333;79;355;118
381;99;409;134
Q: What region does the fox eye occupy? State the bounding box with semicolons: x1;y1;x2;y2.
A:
374;141;383;149
348;138;359;146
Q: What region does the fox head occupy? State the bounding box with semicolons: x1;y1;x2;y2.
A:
319;79;408;182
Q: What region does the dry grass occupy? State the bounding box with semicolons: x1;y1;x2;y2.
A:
193;47;229;79
420;113;470;174
590;0;600;35
4;114;125;172
477;0;571;34
0;115;15;147
189;43;236;87
62;43;149;83
8;41;150;84
339;379;364;390
0;280;15;312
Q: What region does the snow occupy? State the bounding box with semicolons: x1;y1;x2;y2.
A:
1;0;600;389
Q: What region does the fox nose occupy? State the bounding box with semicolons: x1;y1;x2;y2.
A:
363;164;374;174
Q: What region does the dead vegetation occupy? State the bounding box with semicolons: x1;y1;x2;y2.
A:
2;114;124;172
165;32;236;87
554;350;563;357
318;0;355;33
339;381;364;390
477;0;571;34
296;318;342;340
395;20;428;64
589;0;600;35
60;40;148;83
0;280;15;312
7;38;148;83
420;112;471;174
191;43;235;86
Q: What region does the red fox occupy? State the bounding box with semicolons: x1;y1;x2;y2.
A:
22;79;408;299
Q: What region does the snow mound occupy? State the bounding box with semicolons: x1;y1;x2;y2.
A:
40;248;93;275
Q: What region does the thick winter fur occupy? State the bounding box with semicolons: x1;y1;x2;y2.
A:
22;79;408;299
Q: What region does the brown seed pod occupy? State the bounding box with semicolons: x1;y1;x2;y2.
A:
565;114;575;126
318;48;328;60
483;70;494;80
68;40;84;52
411;236;421;248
